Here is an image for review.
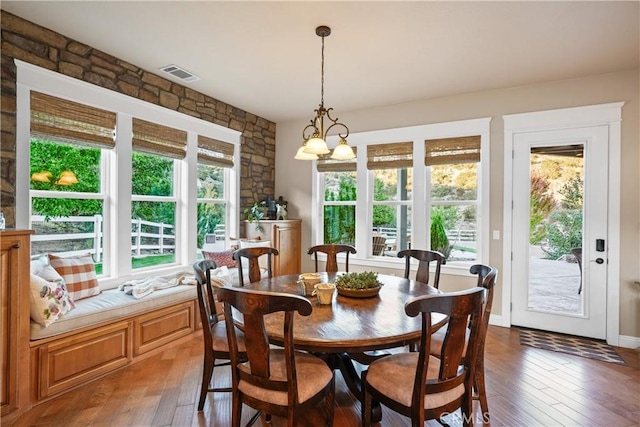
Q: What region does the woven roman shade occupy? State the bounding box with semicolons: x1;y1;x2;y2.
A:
367;142;412;170
132;118;187;159
317;147;357;172
30;91;116;148
425;136;481;166
197;135;234;168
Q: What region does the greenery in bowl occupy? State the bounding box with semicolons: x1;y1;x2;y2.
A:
335;271;384;290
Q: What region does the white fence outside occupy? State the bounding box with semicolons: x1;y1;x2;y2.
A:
31;215;175;262
31;215;474;261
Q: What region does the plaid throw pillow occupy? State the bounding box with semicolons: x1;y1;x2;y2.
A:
48;253;101;301
202;249;237;268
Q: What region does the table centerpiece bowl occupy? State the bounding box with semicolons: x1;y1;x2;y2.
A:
335;271;383;298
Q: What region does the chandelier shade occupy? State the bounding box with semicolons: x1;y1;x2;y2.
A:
330;138;356;160
295;25;353;160
294;141;319;160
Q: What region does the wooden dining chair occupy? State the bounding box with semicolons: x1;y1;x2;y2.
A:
217;286;335;427
430;264;498;424
232;246;278;285
192;260;247;411
397;249;446;288
362;287;485;427
307;244;357;273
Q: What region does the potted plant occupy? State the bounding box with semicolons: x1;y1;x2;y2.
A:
335;271;383;298
244;202;266;231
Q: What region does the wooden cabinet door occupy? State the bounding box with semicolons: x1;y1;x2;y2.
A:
272;221;301;276
1;236;21;416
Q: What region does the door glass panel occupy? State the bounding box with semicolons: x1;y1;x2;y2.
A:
528;144;584;315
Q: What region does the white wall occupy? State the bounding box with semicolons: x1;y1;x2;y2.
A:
275;69;640;338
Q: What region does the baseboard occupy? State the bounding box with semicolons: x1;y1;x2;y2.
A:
618;334;640;349
488;314;503;327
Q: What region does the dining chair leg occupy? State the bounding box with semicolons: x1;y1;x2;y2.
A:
198;355;214;410
325;376;336;427
361;370;372;427
475;370;490;424
231;389;243;427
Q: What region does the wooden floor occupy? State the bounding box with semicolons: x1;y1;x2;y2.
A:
8;326;639;427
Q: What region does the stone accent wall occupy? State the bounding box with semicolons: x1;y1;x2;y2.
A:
0;10;275;228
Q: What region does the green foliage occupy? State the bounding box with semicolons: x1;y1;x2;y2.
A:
324;173;356;244
197;202;224;248
372;178;395;226
131;151;173;196
560;176;583;209
529;174;556;244
243;202;265;231
196;164;225;247
30;140;102;218
430;210;451;259
335;271;383;290
542;209;583;260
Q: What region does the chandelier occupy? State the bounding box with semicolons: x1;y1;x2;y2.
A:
295;26;355;161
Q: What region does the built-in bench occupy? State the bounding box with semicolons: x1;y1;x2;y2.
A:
27;260;258;406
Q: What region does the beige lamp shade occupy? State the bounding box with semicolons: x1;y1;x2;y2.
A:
330;139;356;160
304;134;330;154
295;143;319;160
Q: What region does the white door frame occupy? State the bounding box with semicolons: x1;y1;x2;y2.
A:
502;102;623;346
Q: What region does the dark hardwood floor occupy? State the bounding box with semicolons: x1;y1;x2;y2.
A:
9;326;639;426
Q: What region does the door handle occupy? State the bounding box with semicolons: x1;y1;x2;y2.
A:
594;258;604;264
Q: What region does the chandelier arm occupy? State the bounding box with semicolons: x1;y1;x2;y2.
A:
302;122;320;140
324;122;350;140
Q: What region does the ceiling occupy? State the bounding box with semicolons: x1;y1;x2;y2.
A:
3;1;638;123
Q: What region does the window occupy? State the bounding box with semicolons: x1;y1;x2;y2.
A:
130;118;186;269
20;61;241;283
368;142;413;256
318;150;357;246
196;135;235;253
29;91;115;274
426;136;481;262
315;118;490;269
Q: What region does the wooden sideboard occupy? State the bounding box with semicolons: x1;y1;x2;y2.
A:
1;229;33;421
243;219;301;276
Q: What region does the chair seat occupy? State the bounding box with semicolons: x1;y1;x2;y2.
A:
366;353;465;409
238;349;333;405
211;321;246;353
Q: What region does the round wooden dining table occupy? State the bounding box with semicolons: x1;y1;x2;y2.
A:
241;271;442;353
238;271;443;421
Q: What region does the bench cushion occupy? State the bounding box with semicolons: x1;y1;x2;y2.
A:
30;284;196;340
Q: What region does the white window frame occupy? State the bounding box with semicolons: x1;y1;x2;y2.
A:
15;60;241;288
313;117;491;274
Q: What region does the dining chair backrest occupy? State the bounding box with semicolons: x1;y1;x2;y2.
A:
362;287;485;426
193;259;221;332
428;263;498;422
397;249;446;288
232;246;278;285
217;286;335;426
307;244;357;273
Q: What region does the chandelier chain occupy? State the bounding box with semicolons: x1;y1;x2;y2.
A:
320;33;325;108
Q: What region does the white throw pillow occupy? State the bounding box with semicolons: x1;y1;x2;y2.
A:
29;273;76;327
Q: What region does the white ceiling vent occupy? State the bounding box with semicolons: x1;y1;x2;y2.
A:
159;64;200;83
